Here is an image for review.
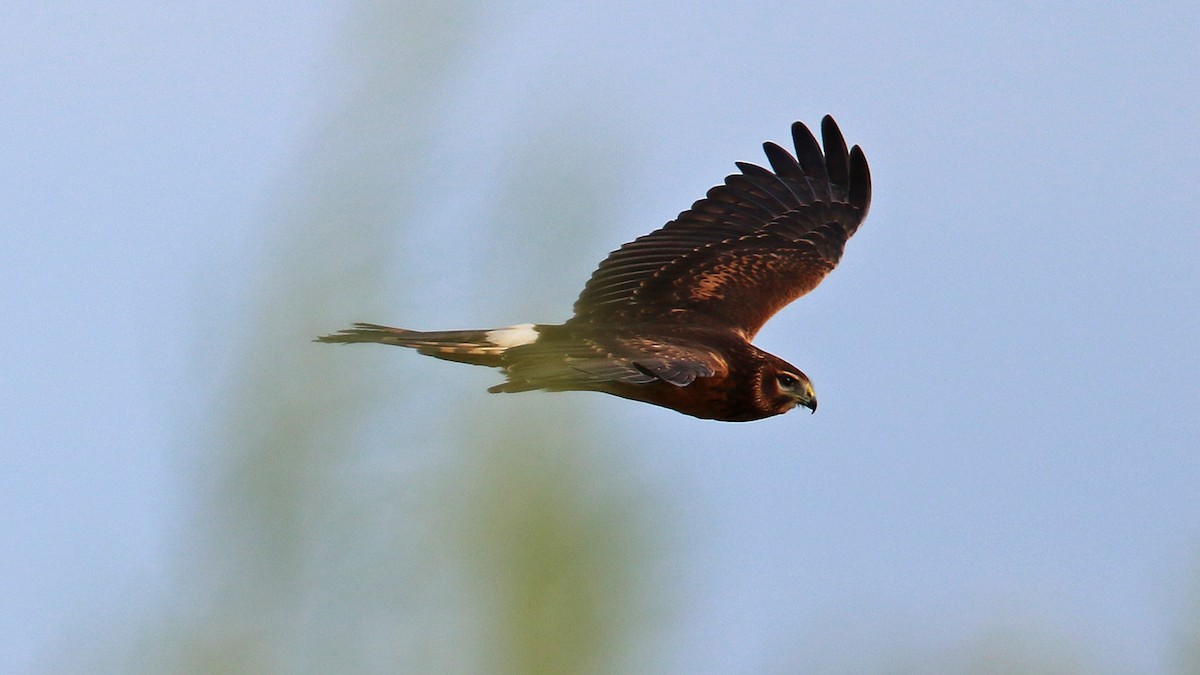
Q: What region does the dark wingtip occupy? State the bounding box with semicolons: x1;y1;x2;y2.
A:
821;118;851;201
790;120;823;166
790;120;831;200
761;141;801;178
849;145;871;216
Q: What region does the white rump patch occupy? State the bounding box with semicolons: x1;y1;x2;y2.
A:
485;323;539;348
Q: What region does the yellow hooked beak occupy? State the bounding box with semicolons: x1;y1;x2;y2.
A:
796;383;817;414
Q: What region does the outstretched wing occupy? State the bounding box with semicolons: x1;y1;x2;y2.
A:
492;334;726;393
571;116;871;339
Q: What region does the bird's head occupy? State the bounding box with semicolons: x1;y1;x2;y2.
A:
758;357;817;416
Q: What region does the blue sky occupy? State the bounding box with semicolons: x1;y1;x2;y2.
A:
3;1;1198;672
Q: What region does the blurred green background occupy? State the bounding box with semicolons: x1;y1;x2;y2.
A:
3;1;1198;673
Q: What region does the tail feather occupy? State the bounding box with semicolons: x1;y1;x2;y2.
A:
316;323;415;345
317;322;539;368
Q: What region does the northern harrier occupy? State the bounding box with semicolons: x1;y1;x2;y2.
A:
319;116;871;421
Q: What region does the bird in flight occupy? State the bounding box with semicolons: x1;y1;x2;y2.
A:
319;116;871;421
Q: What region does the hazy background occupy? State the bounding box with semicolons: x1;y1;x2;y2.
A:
3;1;1198;673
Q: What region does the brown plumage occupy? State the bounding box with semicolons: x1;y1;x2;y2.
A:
319;116;871;421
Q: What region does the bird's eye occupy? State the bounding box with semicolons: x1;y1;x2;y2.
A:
776;373;798;389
